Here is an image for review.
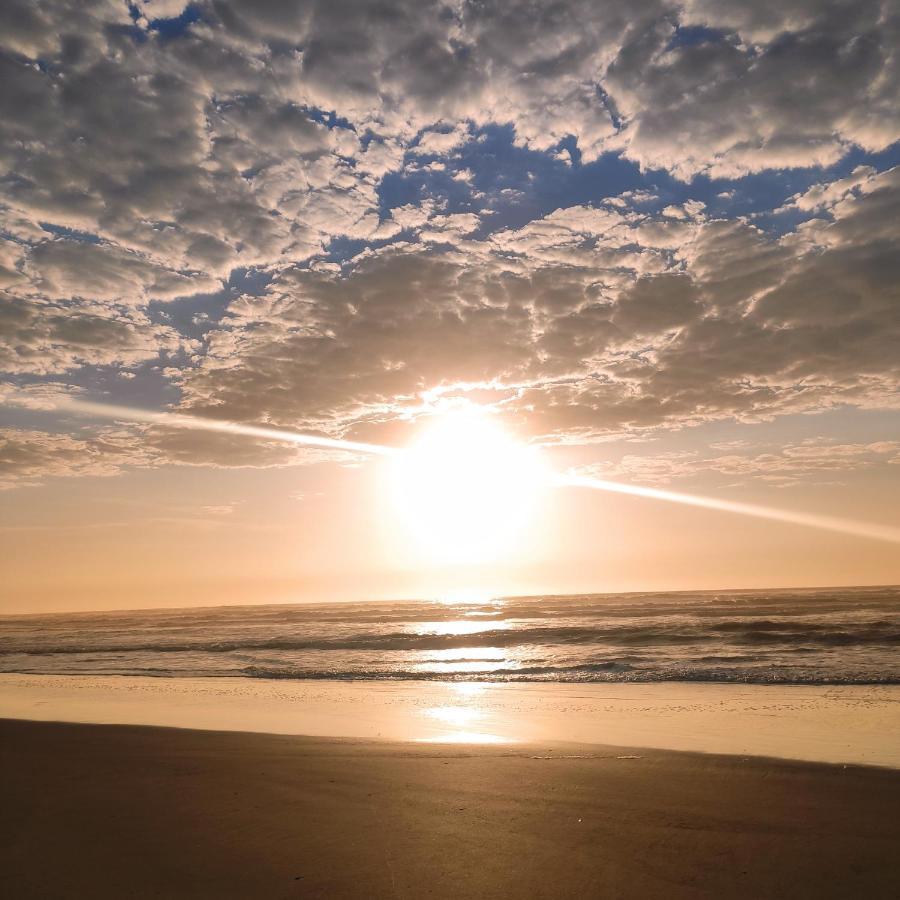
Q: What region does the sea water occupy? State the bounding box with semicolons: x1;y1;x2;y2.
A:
2;586;898;685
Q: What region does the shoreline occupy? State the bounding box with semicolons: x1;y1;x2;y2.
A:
2;719;899;899
2;673;898;768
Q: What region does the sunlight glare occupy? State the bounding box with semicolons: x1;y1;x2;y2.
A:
389;412;547;564
438;588;497;605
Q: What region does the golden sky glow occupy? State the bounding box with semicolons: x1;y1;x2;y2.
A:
2;1;900;612
2;401;899;613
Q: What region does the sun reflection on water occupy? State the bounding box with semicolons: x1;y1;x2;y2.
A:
417;682;513;744
450;682;488;698
413;646;507;675
414;619;510;637
416;659;508;674
426;647;505;661
426;705;482;727
417;731;512;744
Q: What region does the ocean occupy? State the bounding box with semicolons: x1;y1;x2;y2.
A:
1;586;898;685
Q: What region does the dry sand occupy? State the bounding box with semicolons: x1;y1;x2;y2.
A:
2;718;899;899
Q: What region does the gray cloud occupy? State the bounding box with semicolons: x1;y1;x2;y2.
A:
610;1;900;177
0;0;898;483
142;426;347;469
0;426;148;490
0;416;351;490
0;294;187;374
172;166;900;447
18;240;222;304
2;0;894;285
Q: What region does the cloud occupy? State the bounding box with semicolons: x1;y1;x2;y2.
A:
141;425;347;469
1;0;895;287
16;240;222;304
0;294;188;374
608;2;900;177
0;417;352;490
0;427;149;490
3;0;893;273
0;382;88;411
0;0;898;485
168;165;900;452
780;166;877;214
0;1;391;288
411;123;472;156
577;440;900;487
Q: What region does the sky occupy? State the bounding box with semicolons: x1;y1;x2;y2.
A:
1;0;899;613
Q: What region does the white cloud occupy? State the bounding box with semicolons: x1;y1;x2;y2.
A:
411;123;472;156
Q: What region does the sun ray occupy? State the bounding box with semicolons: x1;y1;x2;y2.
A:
21;396;900;547
556;472;900;545
28;396;394;457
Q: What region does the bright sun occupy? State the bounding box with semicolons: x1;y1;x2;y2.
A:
389;411;547;564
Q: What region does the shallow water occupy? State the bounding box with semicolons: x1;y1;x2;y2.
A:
1;585;897;684
2;674;899;766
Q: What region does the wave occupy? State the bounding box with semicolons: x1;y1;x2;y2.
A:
4;621;899;656
232;657;900;684
6;663;885;686
2;586;898;685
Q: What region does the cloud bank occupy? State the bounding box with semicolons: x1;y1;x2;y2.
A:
1;0;898;485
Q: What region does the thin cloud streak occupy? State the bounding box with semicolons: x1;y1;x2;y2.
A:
557;474;900;546
46;398;395;458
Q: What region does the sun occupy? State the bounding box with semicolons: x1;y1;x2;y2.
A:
388;411;547;565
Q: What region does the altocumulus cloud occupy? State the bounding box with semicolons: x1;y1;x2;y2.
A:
0;0;898;484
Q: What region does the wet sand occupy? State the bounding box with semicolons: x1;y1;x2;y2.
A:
2;674;899;767
2;718;899;899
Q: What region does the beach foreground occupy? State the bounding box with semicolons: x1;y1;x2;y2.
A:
2;719;899;899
